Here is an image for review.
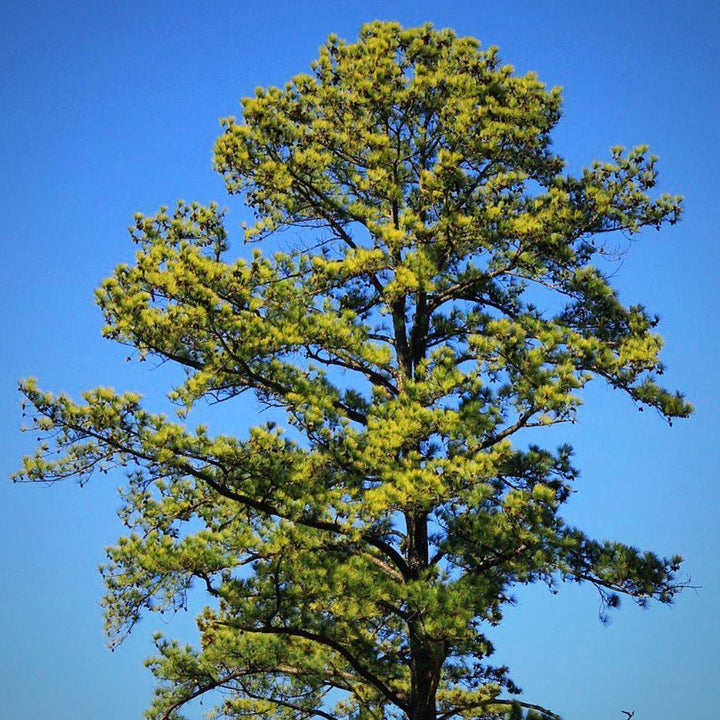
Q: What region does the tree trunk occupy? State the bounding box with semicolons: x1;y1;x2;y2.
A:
409;652;440;720
406;510;442;720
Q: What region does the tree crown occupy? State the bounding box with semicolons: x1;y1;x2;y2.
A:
16;21;689;720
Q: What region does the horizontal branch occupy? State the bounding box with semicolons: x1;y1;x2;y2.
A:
226;622;409;712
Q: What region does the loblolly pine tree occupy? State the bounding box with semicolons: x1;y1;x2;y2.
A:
15;21;690;720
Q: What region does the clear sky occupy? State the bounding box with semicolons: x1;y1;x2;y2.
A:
1;1;718;719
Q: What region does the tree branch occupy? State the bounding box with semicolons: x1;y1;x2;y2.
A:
227;623;409;711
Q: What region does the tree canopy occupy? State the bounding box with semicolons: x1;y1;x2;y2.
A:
15;21;690;720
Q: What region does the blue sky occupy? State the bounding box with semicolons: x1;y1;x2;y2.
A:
1;1;718;718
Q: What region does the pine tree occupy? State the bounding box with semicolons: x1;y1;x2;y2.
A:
15;22;690;720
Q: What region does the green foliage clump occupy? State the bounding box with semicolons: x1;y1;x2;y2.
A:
16;21;689;720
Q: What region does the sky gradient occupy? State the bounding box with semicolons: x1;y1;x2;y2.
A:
1;2;718;719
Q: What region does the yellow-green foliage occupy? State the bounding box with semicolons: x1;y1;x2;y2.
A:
16;22;688;720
